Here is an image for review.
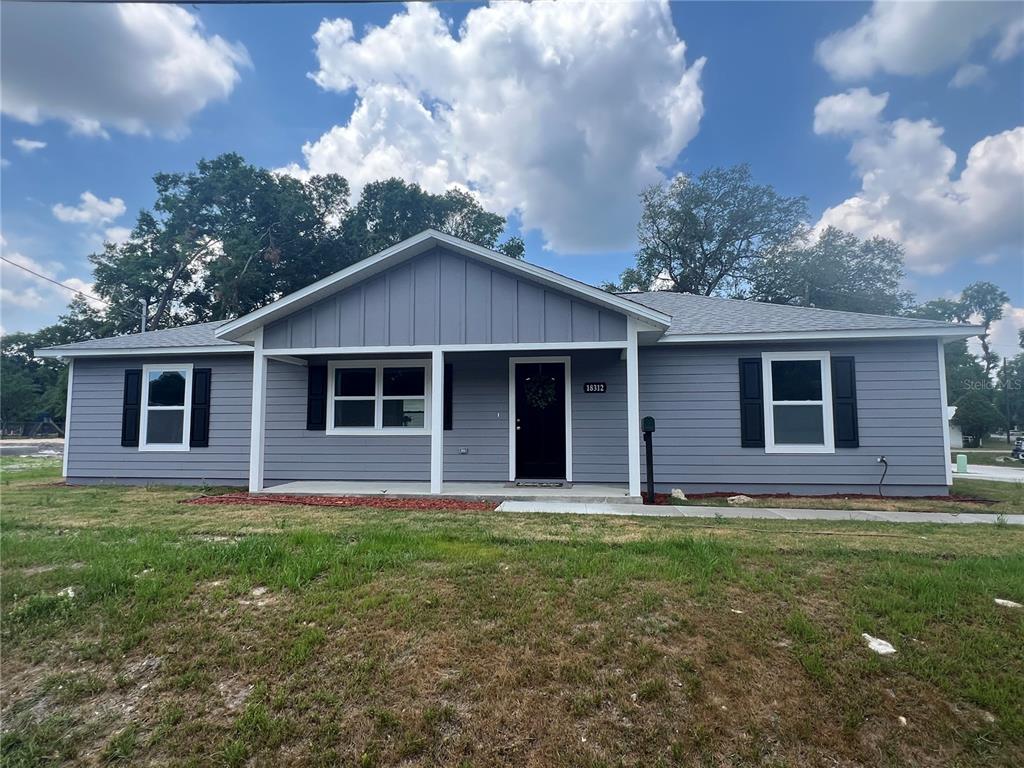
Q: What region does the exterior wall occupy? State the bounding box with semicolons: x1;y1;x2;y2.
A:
262;359;431;484
442;349;628;483
263;247;628;350
66;355;252;485
638;339;948;496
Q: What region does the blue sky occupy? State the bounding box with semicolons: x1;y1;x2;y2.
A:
2;1;1022;356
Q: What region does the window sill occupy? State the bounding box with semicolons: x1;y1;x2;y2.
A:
325;428;432;437
138;444;191;452
764;445;835;455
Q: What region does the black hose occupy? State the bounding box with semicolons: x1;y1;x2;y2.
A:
877;457;888;498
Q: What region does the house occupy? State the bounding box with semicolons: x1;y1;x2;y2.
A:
948;407;964;450
38;229;980;500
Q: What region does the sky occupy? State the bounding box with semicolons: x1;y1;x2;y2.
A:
1;1;1022;358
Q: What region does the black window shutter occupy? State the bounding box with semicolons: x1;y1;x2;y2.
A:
189;368;212;448
121;369;142;447
443;363;453;431
831;356;859;448
738;358;764;448
307;365;327;430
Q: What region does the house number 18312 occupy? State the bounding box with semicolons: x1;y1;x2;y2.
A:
583;382;607;393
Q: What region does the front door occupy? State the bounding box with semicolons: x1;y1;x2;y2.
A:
514;361;567;479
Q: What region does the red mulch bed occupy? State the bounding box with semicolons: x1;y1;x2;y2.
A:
640;491;991;505
182;492;495;511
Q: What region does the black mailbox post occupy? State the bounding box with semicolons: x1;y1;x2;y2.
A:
642;417;655;503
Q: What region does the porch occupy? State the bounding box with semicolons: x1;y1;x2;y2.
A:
261;480;639;503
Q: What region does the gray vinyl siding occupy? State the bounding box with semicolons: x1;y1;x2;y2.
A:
262;360;431;483
263;247;628;349
66;355;252;485
638;339;948;495
442;350;627;483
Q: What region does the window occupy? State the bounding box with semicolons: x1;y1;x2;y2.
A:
140;364;193;451
327;360;430;434
761;351;834;454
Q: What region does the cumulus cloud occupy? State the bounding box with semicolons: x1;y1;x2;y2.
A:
949;63;987;89
1;3;249;138
968;304;1024;360
281;1;705;252
814;89;1024;274
52;192;127;226
12;138;46;153
0;238;102;314
817;1;1021;80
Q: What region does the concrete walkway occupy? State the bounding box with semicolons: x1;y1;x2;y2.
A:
496;500;1023;525
951;464;1024;484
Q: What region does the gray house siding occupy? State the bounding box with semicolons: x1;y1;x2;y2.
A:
262;359;431;484
66;355;252;485
638;339;948;495
442;349;628;483
263;247;627;350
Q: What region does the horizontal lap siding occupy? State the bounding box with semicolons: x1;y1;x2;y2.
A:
571;351;628;483
638;340;947;495
262;360;430;483
263;247;628;349
67;355;252;485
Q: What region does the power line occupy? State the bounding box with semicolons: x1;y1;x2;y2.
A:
0;256;110;306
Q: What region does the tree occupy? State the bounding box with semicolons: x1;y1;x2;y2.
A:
615;164;807;295
747;227;913;314
952;390;1003;445
906;297;988;405
958;282;1009;376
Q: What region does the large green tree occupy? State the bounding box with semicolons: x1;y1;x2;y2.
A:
747;227;913;315
615;164;808;295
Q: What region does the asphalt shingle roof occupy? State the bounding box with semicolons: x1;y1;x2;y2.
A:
618;291;973;336
41;320;242;352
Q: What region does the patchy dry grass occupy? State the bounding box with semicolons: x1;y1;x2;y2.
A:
2;457;1023;766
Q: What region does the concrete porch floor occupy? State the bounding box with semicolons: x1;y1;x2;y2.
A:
261;480;640;504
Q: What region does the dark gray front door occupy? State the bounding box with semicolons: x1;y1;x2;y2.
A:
514;361;566;479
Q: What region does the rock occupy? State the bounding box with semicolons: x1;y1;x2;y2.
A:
994;598;1022;608
57;586;76;599
898;716;907;727
862;633;896;655
727;494;754;505
670;488;687;501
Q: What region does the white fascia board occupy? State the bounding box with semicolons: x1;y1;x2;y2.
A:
36;346;252;359
214;229;671;341
657;326;984;344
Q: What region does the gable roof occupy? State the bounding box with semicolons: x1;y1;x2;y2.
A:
620;291;982;341
215;229;672;341
36;321;249;358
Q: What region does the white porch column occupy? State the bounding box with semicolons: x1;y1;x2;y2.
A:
937;338;952;487
248;327;267;493
62;358;74;479
626;317;641;497
430;349;444;494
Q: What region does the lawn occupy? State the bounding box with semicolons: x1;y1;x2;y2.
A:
950;450;1024;470
2;458;1023;767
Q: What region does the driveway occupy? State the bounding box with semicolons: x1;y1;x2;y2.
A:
951;463;1024;484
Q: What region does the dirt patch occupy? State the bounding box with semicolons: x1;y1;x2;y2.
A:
183;492;496;511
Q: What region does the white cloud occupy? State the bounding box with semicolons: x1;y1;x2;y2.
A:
0;239;102;316
1;4;249;138
53;192;126;226
817;1;1021;80
12;138;46;153
968;304;1024;360
103;226;133;246
949;63;987;89
282;1;705;252
814;89;1024;275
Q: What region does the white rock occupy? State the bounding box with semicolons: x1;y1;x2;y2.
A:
862;633;896;655
730;608;744;614
898;716;907;727
994;598;1022;609
727;494;754;505
251;586;268;597
670;488;687;501
57;586;76;599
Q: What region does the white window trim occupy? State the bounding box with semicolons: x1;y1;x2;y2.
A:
139;363;193;452
326;359;432;436
761;351;834;454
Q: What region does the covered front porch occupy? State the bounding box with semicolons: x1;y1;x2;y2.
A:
261;480;638;503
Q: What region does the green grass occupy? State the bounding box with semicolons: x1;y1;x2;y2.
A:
2;456;1023;766
951;450;1024;470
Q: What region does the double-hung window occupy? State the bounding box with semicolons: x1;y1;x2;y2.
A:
327;360;430;434
761;351;834;454
140;364;193;451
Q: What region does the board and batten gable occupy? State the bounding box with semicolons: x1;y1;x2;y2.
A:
65;354;252;485
262;247;628;349
638;338;948;495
